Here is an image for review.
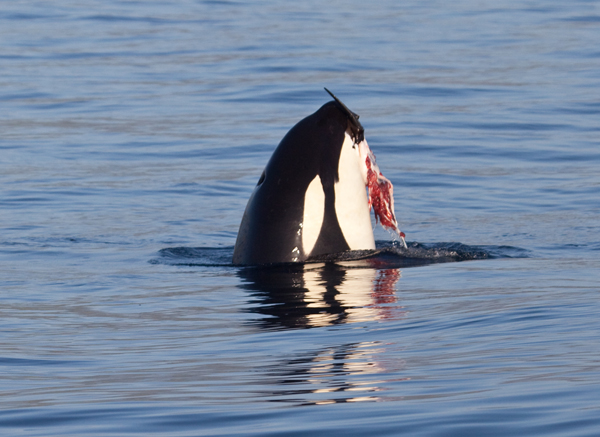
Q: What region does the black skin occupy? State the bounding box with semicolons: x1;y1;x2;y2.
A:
232;100;364;265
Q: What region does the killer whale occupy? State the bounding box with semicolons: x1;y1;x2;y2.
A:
232;89;404;265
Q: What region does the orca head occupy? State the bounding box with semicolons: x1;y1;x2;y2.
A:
232;90;400;265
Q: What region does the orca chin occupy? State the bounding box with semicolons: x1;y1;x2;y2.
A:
232;89;405;266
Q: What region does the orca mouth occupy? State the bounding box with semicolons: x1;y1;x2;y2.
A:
358;140;407;248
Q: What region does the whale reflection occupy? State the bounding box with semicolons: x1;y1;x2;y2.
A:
258;340;408;405
238;261;404;329
238;261;407;405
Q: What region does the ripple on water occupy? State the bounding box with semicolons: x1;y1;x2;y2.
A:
153;241;528;268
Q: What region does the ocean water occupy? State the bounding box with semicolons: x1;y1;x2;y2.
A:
1;0;600;435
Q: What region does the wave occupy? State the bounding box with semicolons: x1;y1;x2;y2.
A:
151;241;528;268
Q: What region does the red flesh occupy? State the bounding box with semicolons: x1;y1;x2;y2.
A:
365;156;399;233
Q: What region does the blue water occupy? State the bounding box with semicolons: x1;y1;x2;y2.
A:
2;0;600;435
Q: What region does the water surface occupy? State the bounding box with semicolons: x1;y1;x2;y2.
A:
1;0;600;435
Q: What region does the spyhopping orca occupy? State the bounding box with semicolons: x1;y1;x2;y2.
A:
233;89;404;265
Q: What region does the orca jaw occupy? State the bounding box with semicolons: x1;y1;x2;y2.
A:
324;88;364;144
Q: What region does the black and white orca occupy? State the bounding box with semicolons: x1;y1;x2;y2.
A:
233;89;400;265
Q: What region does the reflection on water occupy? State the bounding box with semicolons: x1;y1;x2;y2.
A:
239;262;404;329
239;263;406;404
260;341;407;405
151;243;514;406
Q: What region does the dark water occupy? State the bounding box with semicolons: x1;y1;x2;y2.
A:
2;0;600;435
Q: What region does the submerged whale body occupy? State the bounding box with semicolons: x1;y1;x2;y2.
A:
233;89;404;265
